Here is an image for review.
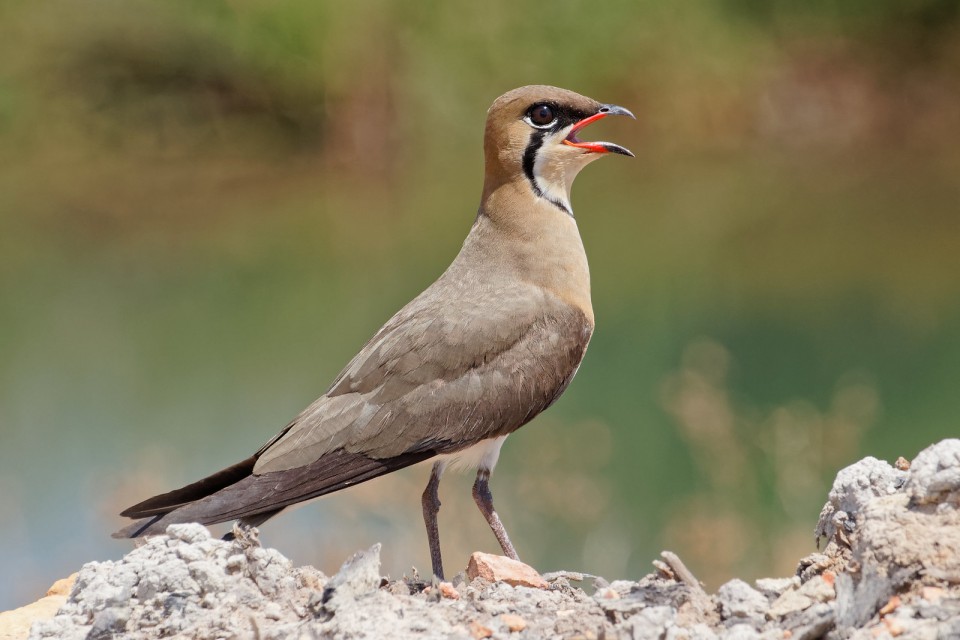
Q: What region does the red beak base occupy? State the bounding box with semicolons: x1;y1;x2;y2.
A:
561;104;635;157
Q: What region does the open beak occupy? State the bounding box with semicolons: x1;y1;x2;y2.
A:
561;104;635;157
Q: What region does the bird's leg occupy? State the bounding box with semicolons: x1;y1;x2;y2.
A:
421;462;445;580
472;469;519;560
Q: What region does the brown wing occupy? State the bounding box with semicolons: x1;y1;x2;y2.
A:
253;278;592;472
117;275;592;533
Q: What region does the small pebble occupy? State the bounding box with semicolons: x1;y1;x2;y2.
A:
500;613;526;632
438;582;460;600
469;620;493;638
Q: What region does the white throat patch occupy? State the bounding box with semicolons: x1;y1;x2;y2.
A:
533;148;574;215
527;128;601;217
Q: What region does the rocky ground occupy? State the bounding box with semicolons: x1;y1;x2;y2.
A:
6;439;960;639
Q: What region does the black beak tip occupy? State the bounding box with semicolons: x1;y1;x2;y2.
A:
599;104;636;120
598;104;635;157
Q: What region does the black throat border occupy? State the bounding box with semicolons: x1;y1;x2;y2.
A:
521;130;573;217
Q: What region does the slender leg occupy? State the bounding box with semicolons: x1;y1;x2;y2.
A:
421;462;445;580
472;469;519;560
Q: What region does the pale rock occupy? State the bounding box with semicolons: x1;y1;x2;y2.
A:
717;579;768;620
321;544;383;609
625;605;676;640
768;589;815;619
466;552;548;589
754;577;798;600
908;439;960;504
797;575;835;603
499;613;526;632
815;456;906;542
0;575;76;640
438;582;460;600
719;623;769;639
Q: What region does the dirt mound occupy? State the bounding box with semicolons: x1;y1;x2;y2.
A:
16;440;960;639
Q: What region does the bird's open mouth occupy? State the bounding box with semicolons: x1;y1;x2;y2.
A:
562;105;635;157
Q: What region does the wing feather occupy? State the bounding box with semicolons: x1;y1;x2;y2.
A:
116;271;593;534
114;447;436;537
253;280;592;473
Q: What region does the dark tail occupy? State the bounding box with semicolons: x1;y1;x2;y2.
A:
113;448;437;539
113;455;258;538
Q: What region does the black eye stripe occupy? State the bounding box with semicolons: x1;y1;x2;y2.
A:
524;102;593;131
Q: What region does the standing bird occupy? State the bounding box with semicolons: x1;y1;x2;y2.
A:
115;85;634;580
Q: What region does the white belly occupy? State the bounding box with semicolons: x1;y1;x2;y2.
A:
433;435;508;473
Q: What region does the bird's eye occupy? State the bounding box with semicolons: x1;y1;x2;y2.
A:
528;104;555;127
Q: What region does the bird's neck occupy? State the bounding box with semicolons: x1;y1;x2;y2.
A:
471;182;594;324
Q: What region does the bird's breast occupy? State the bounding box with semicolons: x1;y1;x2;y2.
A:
516;216;593;327
469;193;595;326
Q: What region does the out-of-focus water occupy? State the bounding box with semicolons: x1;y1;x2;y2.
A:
2;0;960;610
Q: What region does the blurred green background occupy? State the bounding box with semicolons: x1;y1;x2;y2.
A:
2;0;959;609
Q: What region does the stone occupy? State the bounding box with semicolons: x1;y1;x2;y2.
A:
500;613;526;632
797;575;835;603
0;576;75;640
321;544;382;609
469;620;493;638
465;552;548;589
768;589;814;619
8;440;960;640
437;582;459;600
45;575;78;598
921;586;945;602
908;439;960;505
87;607;129;639
754;577;797;600
670;623;718;640
717;579;768;620
719;623;763;639
815;456;907;544
626;605;676;640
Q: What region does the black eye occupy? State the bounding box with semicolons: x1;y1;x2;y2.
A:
528;104;555;127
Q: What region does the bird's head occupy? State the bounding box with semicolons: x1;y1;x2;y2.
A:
482;85;634;216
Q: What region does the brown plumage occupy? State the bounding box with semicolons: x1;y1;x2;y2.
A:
115;85;634;579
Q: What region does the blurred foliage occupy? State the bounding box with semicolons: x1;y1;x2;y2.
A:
1;0;959;610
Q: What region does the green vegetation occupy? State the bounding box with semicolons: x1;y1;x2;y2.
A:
1;0;958;608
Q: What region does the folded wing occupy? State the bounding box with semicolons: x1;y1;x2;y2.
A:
116;277;592;536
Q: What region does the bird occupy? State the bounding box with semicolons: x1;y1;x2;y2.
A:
114;85;634;580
